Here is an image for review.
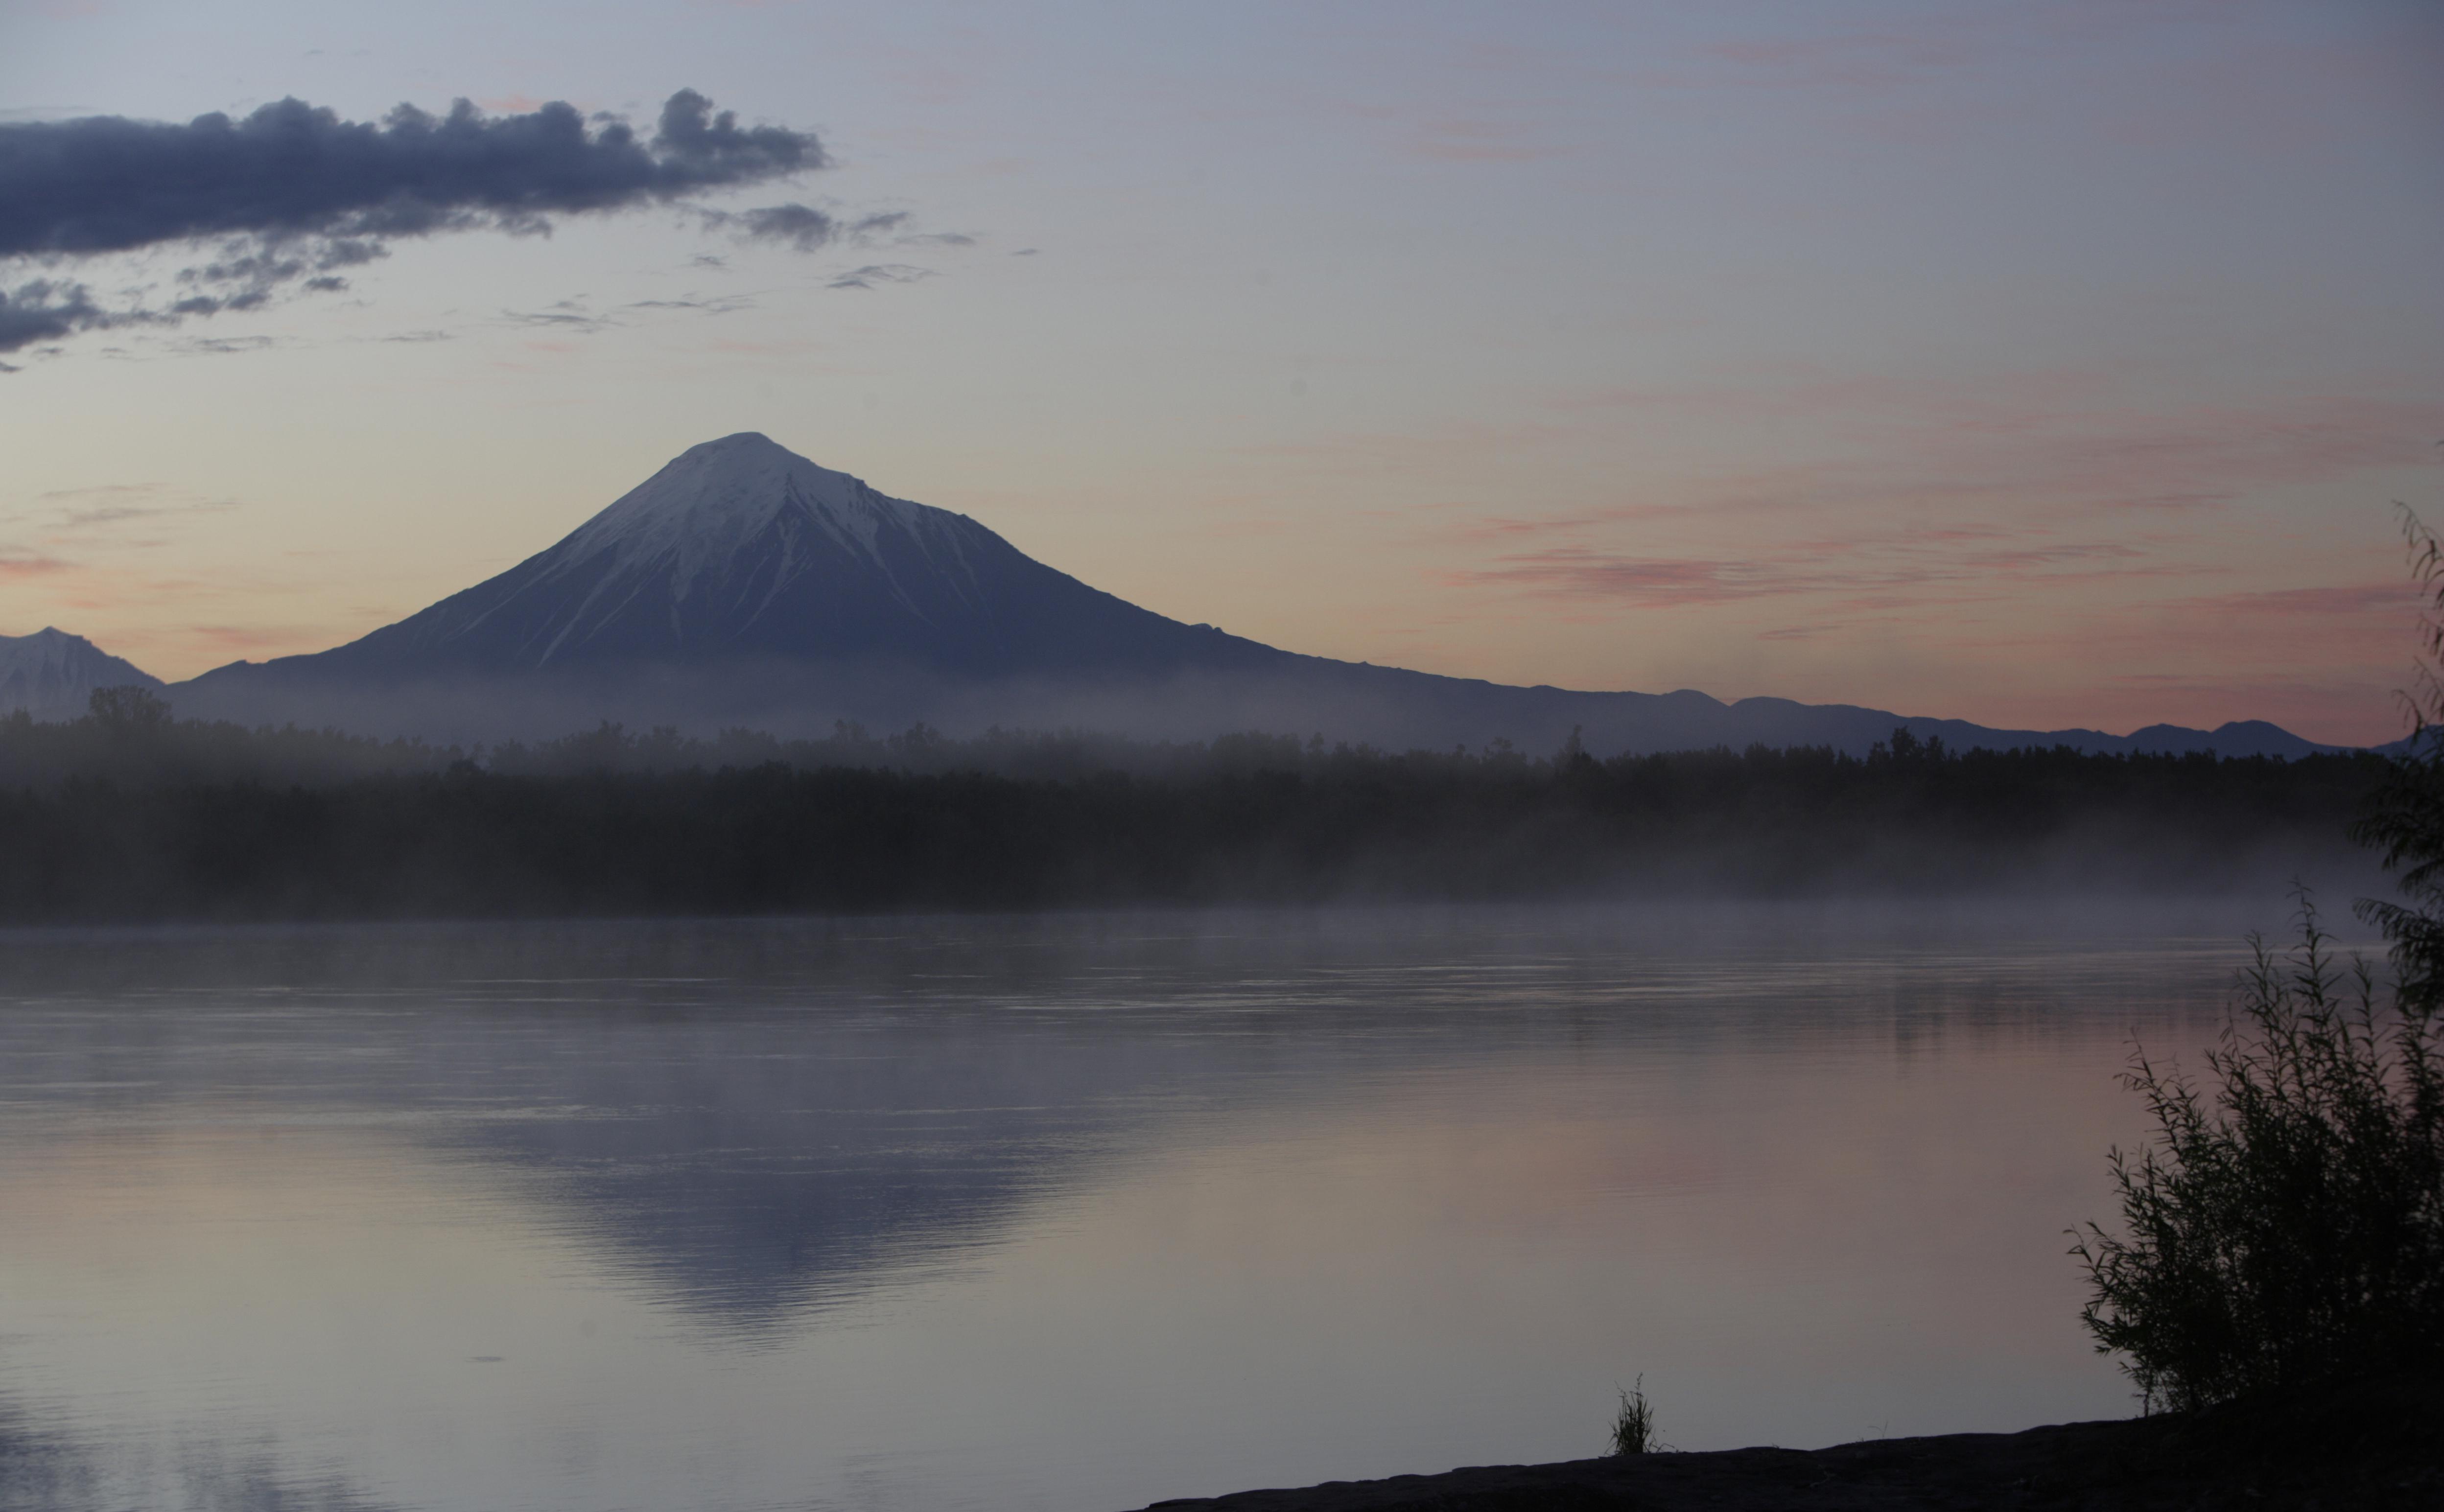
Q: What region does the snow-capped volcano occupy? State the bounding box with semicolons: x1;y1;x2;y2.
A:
555;435;971;632
270;433;1282;678
0;628;164;721
171;433;2354;760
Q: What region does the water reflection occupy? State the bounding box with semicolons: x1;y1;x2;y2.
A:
0;902;2311;1511
0;1402;404;1512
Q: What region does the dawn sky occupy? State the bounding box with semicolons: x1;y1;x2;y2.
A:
3;0;2440;744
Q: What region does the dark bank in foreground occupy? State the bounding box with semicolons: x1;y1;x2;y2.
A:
1127;1371;2442;1512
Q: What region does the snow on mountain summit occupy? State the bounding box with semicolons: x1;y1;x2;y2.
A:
565;433;938;591
517;432;995;661
0;627;164;720
227;434;1286;679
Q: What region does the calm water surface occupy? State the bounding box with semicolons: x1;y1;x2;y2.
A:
0;900;2330;1511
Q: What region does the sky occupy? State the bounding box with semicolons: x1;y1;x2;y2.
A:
1;0;2440;744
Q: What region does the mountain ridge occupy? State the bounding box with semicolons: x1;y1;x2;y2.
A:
213;433;1288;681
23;434;2380;758
0;627;166;721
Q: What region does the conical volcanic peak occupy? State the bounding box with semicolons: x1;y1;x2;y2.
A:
238;434;1283;680
166;435;2348;761
560;433;933;592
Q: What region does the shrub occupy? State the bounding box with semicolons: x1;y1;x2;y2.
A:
2072;902;2444;1412
2351;507;2444;1011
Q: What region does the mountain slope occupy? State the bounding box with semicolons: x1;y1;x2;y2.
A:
0;628;164;721
268;432;1284;679
172;434;2360;758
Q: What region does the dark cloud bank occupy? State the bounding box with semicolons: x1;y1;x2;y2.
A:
0;90;836;354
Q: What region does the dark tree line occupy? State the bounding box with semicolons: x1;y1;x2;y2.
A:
0;692;2383;921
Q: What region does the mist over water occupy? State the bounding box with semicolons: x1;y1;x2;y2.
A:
0;900;2346;1511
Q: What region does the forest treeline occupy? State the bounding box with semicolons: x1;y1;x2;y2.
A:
0;689;2387;921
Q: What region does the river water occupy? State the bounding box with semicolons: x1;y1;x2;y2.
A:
0;900;2336;1511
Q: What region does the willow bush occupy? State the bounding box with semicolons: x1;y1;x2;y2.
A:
2075;508;2444;1412
2073;905;2444;1412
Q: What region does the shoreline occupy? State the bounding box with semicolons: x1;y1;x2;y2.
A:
1128;1376;2442;1512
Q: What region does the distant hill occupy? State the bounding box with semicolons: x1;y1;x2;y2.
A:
0;628;163;721
169;434;2362;759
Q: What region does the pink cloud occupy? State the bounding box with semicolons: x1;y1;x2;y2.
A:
1197;518;1294;540
1443;551;1771;607
187;624;322;651
2176;581;2424;621
1438;508;2231;615
1453;514;1603;543
1400;117;1569;163
1375;370;2432;737
1504;381;2442;533
1701;29;1973;79
1236;418;1577;473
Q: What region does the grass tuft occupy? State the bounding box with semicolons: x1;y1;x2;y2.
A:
1608;1376;1661;1456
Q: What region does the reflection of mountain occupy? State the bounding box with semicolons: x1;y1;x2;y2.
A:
164;434;2348;758
0;920;1253;1331
432;1006;1188;1326
1;907;2269;1512
0;907;2261;1336
0;1401;100;1512
0;1393;402;1512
